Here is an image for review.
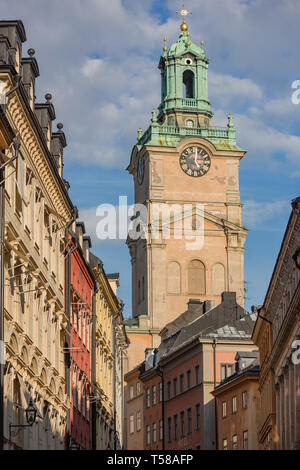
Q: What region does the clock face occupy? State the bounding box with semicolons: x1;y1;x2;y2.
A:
180;146;211;177
137;157;145;185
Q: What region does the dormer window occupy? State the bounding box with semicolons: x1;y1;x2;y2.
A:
183;70;194;98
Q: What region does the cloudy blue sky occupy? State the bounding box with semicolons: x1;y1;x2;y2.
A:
2;0;300;316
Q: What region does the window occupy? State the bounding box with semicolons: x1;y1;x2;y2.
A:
232;434;238;450
129;385;134;399
242;391;248;409
174;414;178;440
243;431;248;450
152;385;157;406
187;370;191;389
187;408;192;434
159;382;163;402
167;382;171;400
173;377;178;396
129;415;134;434
180;374;184;393
221;364;234;381
137;410;141;432
232;396;237;414
167;261;181;294
196;404;200;430
186;119;194;128
222;401;227;418
152;422;157;443
167;417;172;443
146;425;150;445
159;420;163;441
180;411;185;437
183;70;194;98
136;382;141;395
146;388;150;408
223;439;228;450
188;260;206;295
195;365;200;385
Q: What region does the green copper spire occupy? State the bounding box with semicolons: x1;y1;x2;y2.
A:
136;9;244;153
158;29;212;118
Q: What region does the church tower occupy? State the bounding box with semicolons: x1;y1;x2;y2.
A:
125;7;247;371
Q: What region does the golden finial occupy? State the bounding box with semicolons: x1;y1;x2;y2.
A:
163;36;167;52
176;0;192;32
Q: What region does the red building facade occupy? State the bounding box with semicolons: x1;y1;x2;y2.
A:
140;356;163;451
66;223;94;450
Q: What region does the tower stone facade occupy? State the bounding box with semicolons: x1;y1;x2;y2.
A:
125;23;247;372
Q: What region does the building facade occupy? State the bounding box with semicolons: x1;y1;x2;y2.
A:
125;292;258;450
125;17;247;373
253;198;300;450
0;20;75;449
140;353;163;451
65;223;94;450
124;363;145;451
212;351;260;450
90;254;128;450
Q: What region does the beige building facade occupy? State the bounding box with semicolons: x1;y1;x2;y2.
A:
253;198;300;450
0;20;74;449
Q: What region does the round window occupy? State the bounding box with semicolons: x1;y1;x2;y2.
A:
185;58;193;65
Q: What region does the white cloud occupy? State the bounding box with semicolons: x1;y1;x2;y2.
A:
243;200;290;228
1;0;300;175
209;71;263;108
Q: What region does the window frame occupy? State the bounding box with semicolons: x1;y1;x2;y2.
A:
222;401;227;418
232;396;237;414
145;387;150;408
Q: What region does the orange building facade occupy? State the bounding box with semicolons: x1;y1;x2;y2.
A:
212;351;260;450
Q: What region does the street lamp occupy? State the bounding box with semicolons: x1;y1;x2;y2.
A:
9;398;38;440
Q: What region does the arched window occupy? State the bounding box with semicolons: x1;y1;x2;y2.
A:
167;261;181;294
183;70;194;98
212;263;226;295
188;260;206;295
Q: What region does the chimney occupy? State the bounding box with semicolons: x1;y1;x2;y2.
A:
221;292;236;304
0;20;26;70
203;300;215;313
51;123;67;177
35;93;56;149
187;298;204;314
21;48;39;109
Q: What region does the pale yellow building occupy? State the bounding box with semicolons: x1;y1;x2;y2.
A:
0;20;74;449
90;254;128;449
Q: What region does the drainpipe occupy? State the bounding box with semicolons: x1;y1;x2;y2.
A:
212;338;218;450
